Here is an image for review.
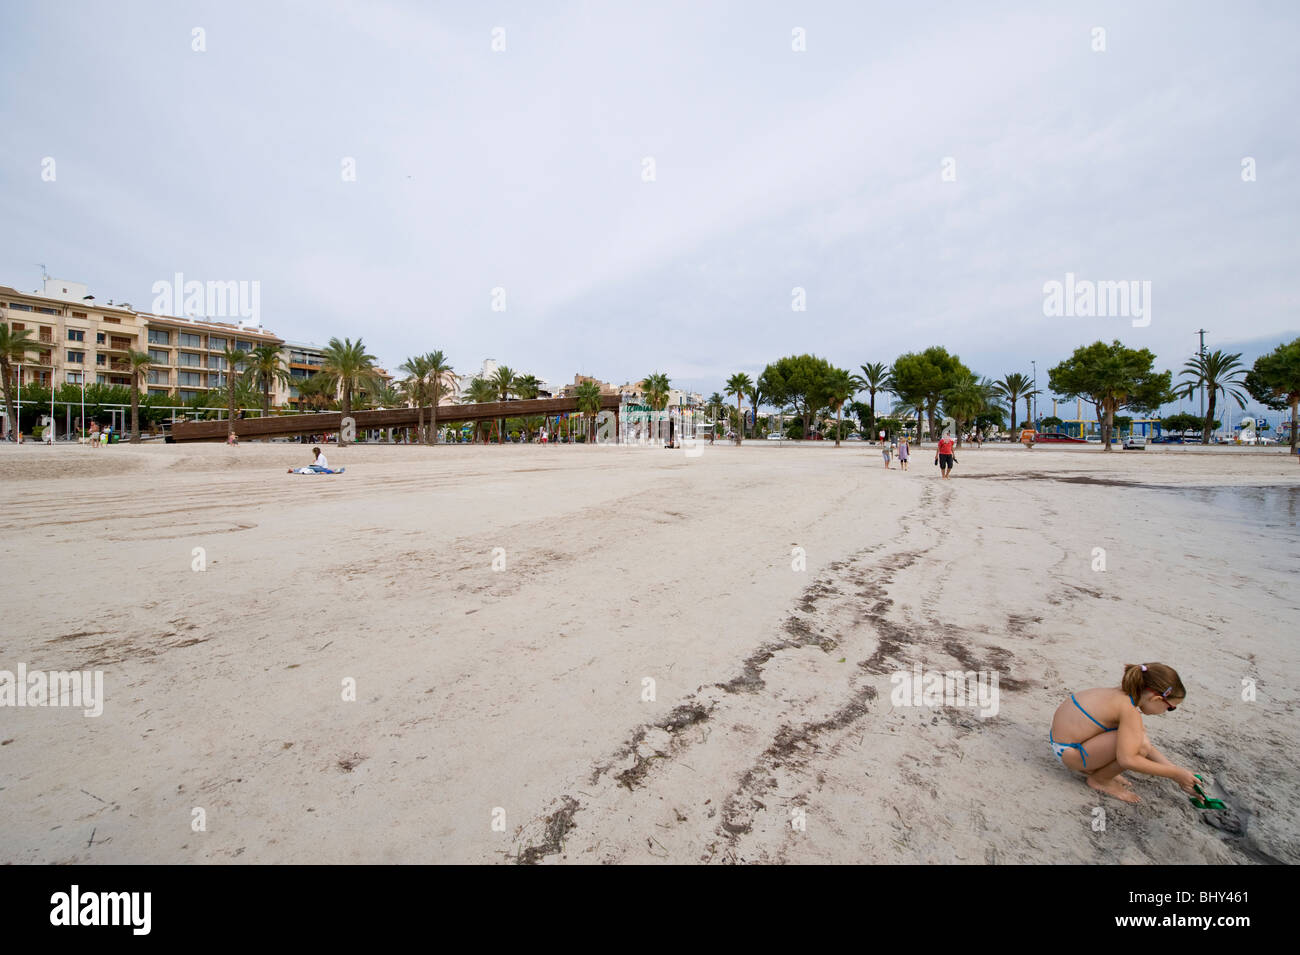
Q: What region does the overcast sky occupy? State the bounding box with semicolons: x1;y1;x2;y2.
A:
2;1;1297;419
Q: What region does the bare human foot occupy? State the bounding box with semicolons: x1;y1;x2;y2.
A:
1088;775;1141;803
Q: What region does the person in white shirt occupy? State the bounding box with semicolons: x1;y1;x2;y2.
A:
288;446;331;473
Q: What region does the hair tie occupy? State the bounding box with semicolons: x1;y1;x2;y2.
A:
1162;687;1172;698
1141;665;1148;672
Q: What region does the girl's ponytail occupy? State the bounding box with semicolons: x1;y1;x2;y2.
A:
1122;663;1185;703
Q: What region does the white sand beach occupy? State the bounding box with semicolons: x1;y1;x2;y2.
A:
1;441;1296;864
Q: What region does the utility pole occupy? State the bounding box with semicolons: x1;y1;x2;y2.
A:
1031;360;1037;426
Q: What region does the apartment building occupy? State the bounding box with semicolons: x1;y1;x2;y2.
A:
136;312;283;403
1;279;142;389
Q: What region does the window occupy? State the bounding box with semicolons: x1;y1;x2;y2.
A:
208;356;227;370
66;371;83;384
9;322;22;331
7;303;31;312
148;349;169;364
96;333;106;344
67;329;85;342
209;336;226;351
146;370;166;385
37;307;59;315
96;355;107;366
38;351;51;364
178;352;201;367
179;332;202;348
148;329;170;345
179;390;199;402
236;340;253;351
67;350;85;363
178;371;201;386
210;373;227;388
104;316;120;324
97;375;107;385
71;311;87;319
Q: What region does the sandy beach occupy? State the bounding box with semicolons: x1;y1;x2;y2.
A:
1;441;1296;864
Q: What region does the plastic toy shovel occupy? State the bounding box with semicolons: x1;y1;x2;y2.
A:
1189;774;1227;811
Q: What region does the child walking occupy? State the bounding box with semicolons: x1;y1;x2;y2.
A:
1049;663;1199;803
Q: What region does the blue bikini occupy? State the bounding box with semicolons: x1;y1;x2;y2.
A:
1051;694;1132;766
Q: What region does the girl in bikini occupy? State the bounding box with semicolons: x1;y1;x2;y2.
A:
1049;663;1199;803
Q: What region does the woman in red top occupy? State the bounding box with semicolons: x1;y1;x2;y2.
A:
935;433;956;478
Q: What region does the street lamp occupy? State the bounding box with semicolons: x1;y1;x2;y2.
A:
1031;360;1037;426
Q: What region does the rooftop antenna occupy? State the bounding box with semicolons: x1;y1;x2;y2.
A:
37;263;48;290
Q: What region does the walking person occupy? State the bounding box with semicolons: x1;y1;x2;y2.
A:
882;440;893;469
898;436;910;471
935;431;956;479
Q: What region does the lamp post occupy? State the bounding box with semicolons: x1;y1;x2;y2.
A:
1031;360;1037;426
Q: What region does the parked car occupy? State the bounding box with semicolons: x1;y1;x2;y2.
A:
1123;434;1147;450
1035;431;1087;444
1085;435;1102;444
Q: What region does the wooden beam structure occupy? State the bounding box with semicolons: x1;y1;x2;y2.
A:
169;394;622;442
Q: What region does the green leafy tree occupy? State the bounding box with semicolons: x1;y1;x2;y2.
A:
127;350;152;442
245;344;290;418
892;347;967;443
725;372;752;444
1049;341;1173;452
574;380;603;441
941;374;994;448
1245;337;1300;456
994;373;1033;439
757;355;837;438
854;362;892;423
824;367;856;447
464;376;499;442
0;320;40;438
642;372;671;442
1178;349;1248;445
320;337;379;443
399;353;431;443
220;348;250;436
491;365;516;445
426;351;457;445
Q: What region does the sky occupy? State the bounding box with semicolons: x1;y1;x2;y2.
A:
2;0;1298;423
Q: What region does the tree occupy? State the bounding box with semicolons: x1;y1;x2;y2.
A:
725;372;752;444
320;338;379;443
892;347;967;444
399;353;431;443
426;351;457;446
758;355;837;439
574;381;603;441
463;377;498;442
221;347;250;437
642;372;671;443
0;321;39;439
941;374;993;448
246;344;290;418
1049;341;1173;452
1040;416;1063;431
1245;337;1300;456
994;373;1033;439
824;367;856;448
491;365;516;445
854;362;892;423
1178;350;1248;445
127;350;152;442
296;372;336;412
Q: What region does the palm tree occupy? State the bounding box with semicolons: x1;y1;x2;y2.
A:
0;321;39;439
490;365;516;445
854;362;892;423
825;367;856;447
514;374;540;400
1179;350;1248;444
320;337;379;444
246;344;290;418
127;350;152;442
994;373;1033;435
464;376;499;442
296;372;336;412
942;374;994;448
220;347;250;438
425;351;457;446
725;372;752;443
642;372;671;444
399;353;431;443
574;380;603;441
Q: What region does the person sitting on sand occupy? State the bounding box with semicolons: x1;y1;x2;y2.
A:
1049;663;1199;804
288;446;331;473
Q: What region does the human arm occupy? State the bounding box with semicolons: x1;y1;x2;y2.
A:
1115;707;1197;792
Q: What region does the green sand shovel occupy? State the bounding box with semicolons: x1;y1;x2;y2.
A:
1189;774;1227;811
